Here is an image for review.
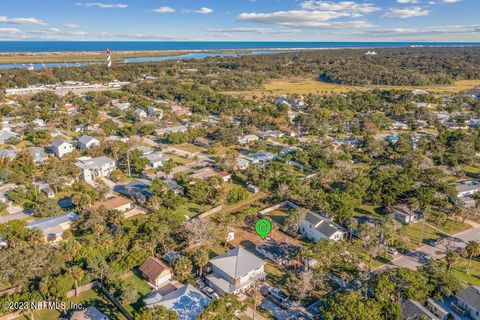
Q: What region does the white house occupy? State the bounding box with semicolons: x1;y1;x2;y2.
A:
453;286;480;320
147;106;163;119
75;156;116;182
391;204;423;224
28;212;78;243
142;152;169;169
300;211;347;242
206;247;266;295
135;108;147;121
0;130;20;144
77;135;100;150
453;181;480;208
51;138;75;158
238;134;259;145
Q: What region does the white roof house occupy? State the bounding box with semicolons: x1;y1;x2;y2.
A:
142;152;169;169
300;211;347;242
135;108;147;121
75;156;116;182
28;212;78;243
77;135;100;150
0;130;20;144
238;134;259;145
453;181;480;208
51;138;75;158
206;247;266;295
143;284;210;320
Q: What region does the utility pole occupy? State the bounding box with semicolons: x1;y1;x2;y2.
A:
127;151;131;177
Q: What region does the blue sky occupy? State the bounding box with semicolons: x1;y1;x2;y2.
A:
0;0;479;41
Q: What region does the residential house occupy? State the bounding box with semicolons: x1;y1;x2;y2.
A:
235;157;251;170
154;126;188;137
139;256;173;287
135;108;147;121
206;247;266;295
75;156;116;182
391;121;409;130
453;181;480;208
193;137;212;148
117;179;152;203
88;196;132;214
71;306;109;320
258;130;285;140
142;152;169;169
391;204;423;224
143;284;210;320
401;299;438;320
129;145;153;155
0;149;17;159
425;299;449;320
28;212;78;243
190;167;232;182
27;147;48;163
453;285;480;320
246;153;276;165
0;130;20;144
247;184;259;193
300;211;347;242
112;100;131;111
52;138;74;158
255;240;298;266
147;106;163;119
77;135;100;150
237;134;259;145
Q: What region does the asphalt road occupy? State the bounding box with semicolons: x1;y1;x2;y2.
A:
387;223;480;270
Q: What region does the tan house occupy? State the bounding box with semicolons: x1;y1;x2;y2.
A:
139;257;173;288
88;196;132;214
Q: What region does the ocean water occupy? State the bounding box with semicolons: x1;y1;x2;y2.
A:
0;41;479;53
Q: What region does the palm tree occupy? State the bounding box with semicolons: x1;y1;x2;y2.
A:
465;241;480;274
71;266;85;296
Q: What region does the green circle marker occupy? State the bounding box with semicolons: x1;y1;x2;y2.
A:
255;219;272;240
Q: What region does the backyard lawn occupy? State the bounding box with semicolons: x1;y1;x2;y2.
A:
451;257;480;286
172;143;206;154
121;271;153;315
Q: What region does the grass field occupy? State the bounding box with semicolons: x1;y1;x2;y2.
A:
228;77;480;97
451;257;480;286
172;143;206;154
0;50;184;64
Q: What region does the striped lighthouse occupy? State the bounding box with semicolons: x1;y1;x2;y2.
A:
106;48;112;68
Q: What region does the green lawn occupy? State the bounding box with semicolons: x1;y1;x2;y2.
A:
462;165;480;174
121;271;153;315
427;214;471;235
173;202;212;219
173;143;206;154
27;288;124;320
451;257;480;286
403;222;442;249
164;153;194;166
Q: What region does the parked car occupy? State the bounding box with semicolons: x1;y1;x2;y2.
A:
429;238;443;247
387;247;399;256
195;277;206;289
268;287;289;304
203;286;219;299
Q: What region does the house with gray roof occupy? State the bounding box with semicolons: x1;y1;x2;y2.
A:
27;147;48;163
206;247;266;295
142;152;169;169
0;149;17;159
0;130;20;144
454;286;480;320
135;108;147;121
28;212;77;243
77;135;100;150
401;299;438;320
453;181;480;208
75;156;116;182
52;138;74;158
300;210;347;242
143;284;210;320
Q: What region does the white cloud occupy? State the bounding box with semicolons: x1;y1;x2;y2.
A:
153;7;175;14
442;0;462;3
361;24;480;36
75;2;128;9
0;16;47;26
206;27;301;34
29;28;89;37
382;6;430;18
237;10;373;29
196;7;214;14
396;0;420;3
63;23;82;29
300;1;380;14
0;27;22;34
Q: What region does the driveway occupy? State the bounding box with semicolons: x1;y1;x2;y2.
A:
261;299;311;320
